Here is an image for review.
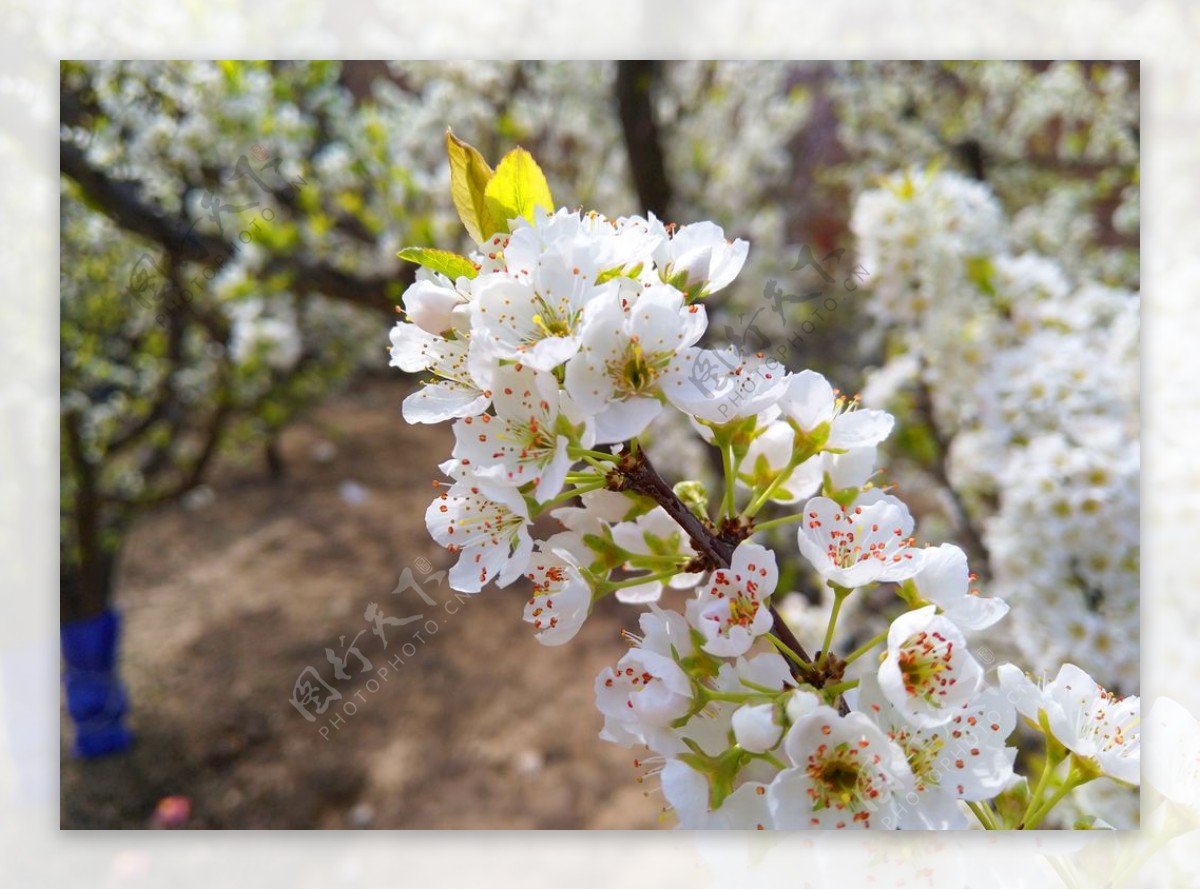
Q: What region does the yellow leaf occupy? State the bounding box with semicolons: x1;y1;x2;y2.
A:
484;147;554;230
445;130;498;245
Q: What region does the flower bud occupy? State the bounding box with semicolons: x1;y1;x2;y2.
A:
732;702;782;754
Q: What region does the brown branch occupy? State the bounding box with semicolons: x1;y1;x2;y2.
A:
608;447;831;682
107;288;189;453
59;137;406;315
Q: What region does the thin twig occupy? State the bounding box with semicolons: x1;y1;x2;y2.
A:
914;374;992;575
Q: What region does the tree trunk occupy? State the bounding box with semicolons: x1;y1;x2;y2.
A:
60;547;135;757
60;543;119;624
616;61;673;220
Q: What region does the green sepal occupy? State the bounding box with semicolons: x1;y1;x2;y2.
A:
596;262;644;286
677;742;752;813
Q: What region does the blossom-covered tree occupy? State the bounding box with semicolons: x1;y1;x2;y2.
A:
393;134;1140;830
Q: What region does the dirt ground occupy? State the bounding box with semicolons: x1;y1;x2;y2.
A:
59;375;664;829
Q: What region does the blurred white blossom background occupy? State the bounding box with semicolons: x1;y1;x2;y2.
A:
0;3;1192;878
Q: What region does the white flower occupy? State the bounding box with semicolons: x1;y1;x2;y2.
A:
653;220;749;297
768;705;914;829
389;322;494;424
998;663;1140;785
549;487;634;537
610;506;703;602
401;270;469;335
779;370;894;450
878;606;985;728
594;609;695;748
450;363;591;503
661;760;772;829
662;347;789;424
1145;697;1200;814
732;703;783;754
686;541;778;657
636;606;699;662
522;540;593;646
424;479;533;593
796;493;926;588
649;651;792;760
469;227;618;371
736;420;822;504
564;283;707;443
228;299;301;371
858;673;1017;829
469;230;511;275
785;688;823;724
505;207;661;275
911;543;1008;631
824;446;879;492
739;423;880;507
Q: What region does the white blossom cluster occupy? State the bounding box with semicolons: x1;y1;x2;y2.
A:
64;61;820;497
852;169;1140;698
829;61;1139;289
397;162;1139;829
64;61;620;522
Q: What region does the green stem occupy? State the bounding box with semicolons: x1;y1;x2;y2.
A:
1017;710;1068;829
1109;820;1178;885
569;446;619;463
757;750;787;770
625;553;693;567
580;454;613;473
817;586;849;669
752;511;808;533
607;568;681;591
765;631;812;672
1019;743;1061;829
1046;856;1083;889
740;678;787;695
745;444;818;518
744;461;797;518
823;678;859;697
843;630;888;666
563;473;603;485
702;688;756;704
1020;767;1092;830
721;442;737;518
967;800;1001;830
535;480;605;514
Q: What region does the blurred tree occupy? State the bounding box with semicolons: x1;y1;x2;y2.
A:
60;61;420;626
58;60;1139;765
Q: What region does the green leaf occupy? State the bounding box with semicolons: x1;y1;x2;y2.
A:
397;247;479;280
445;130;498;245
484;147;554;230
